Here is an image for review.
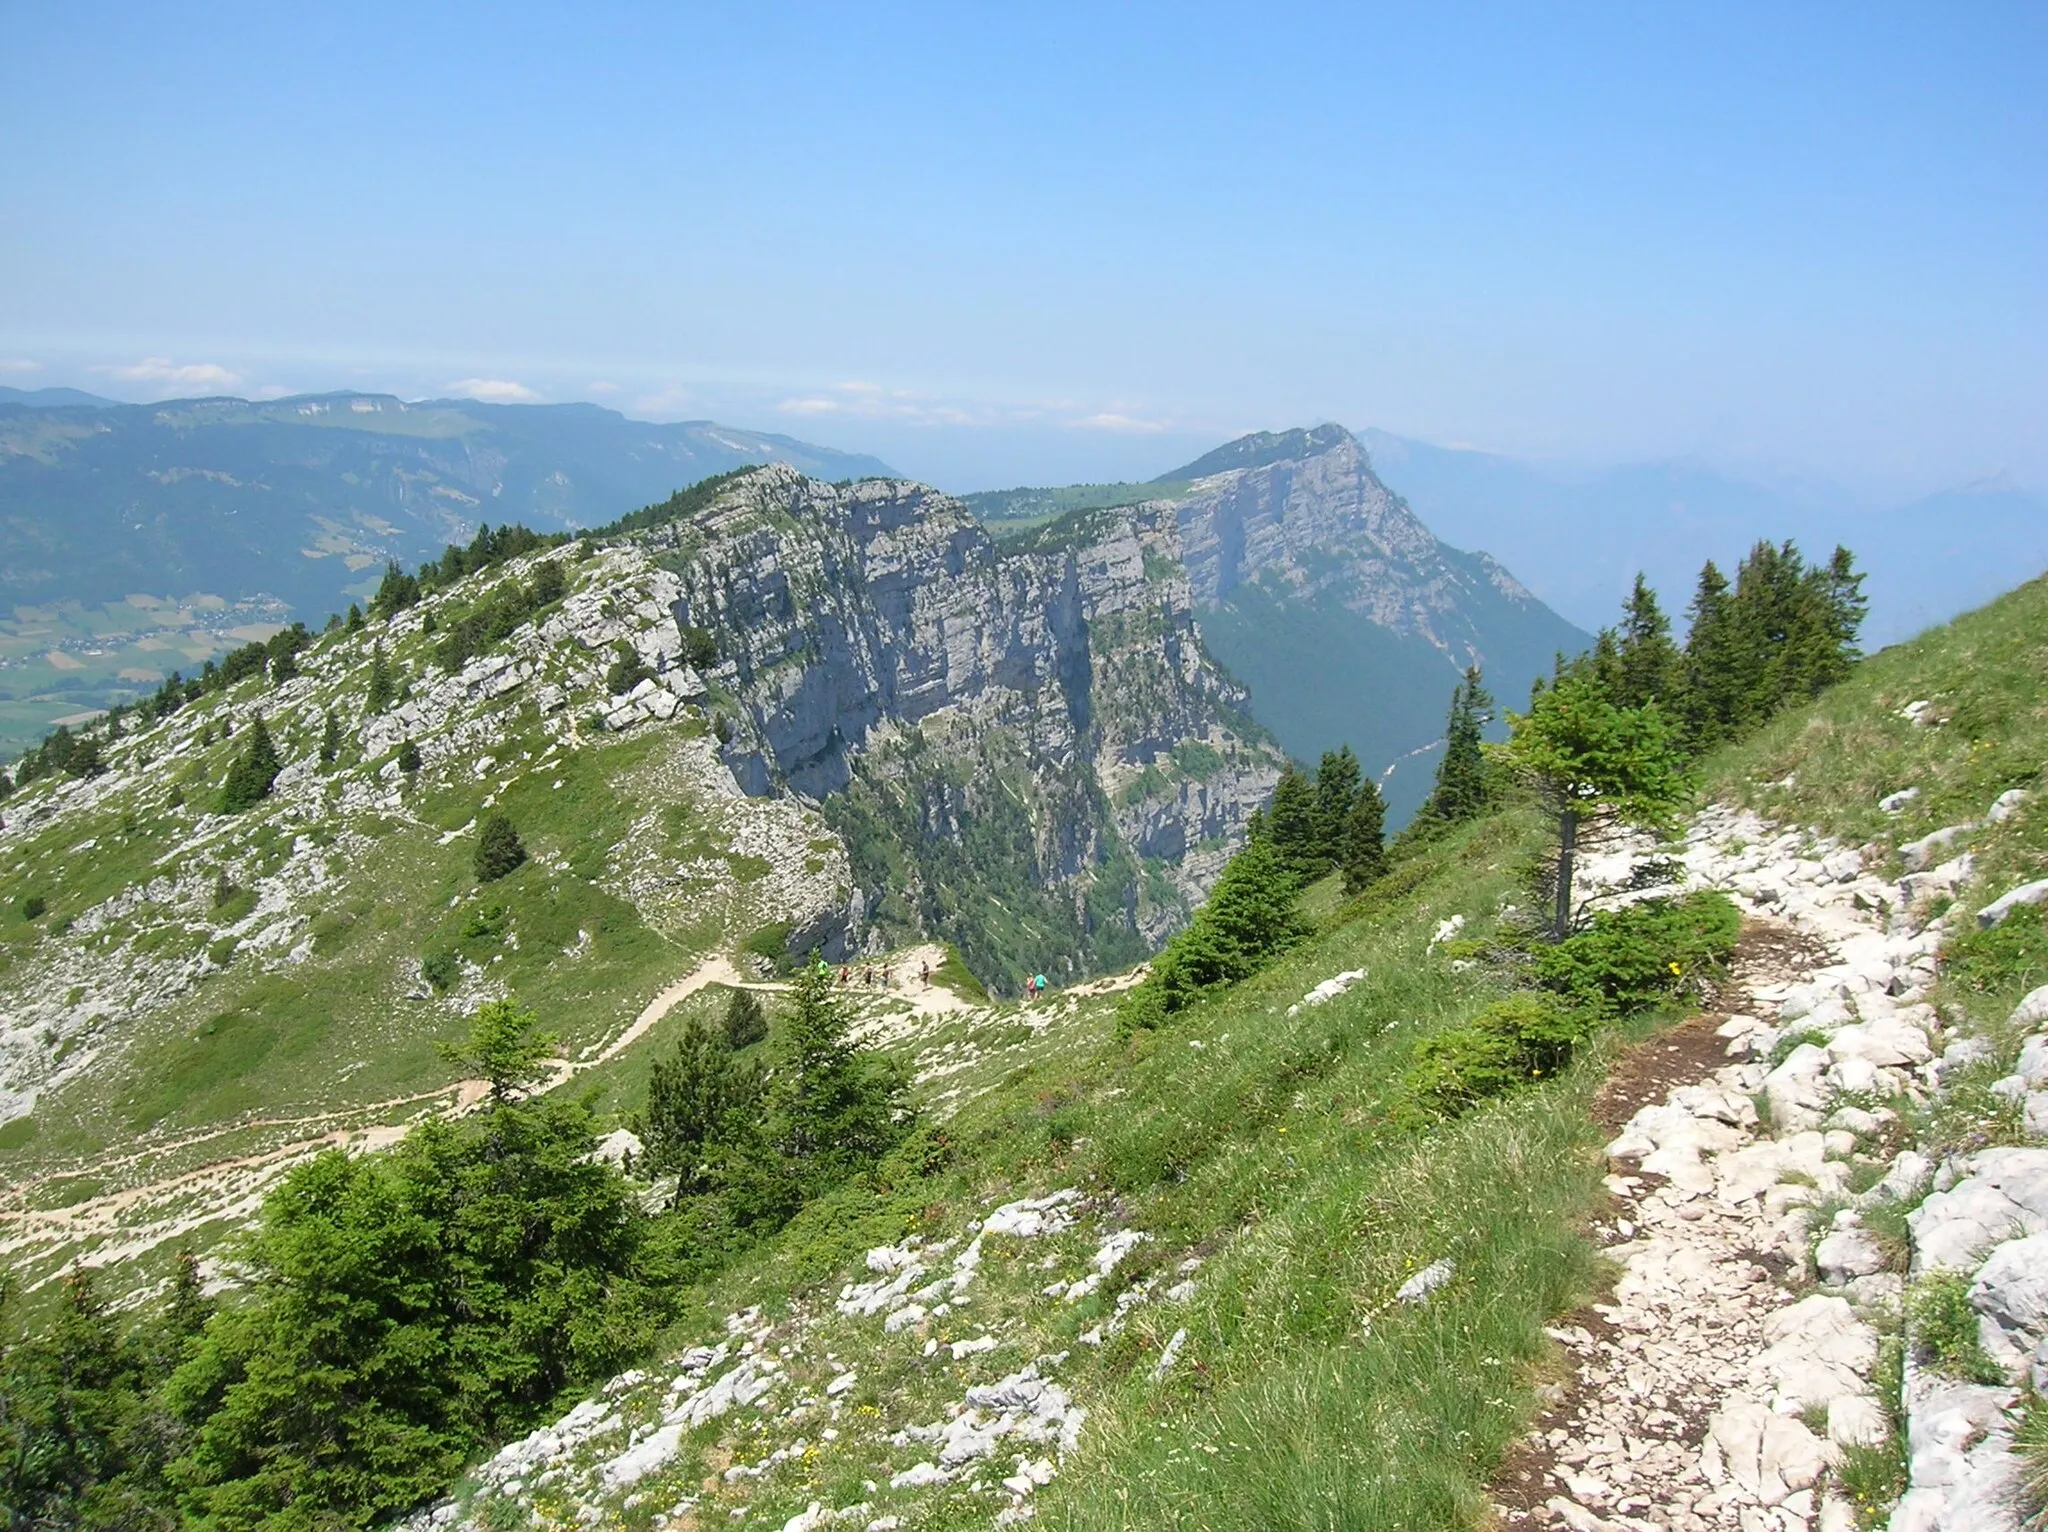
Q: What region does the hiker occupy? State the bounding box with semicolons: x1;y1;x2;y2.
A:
1033;973;1048;998
838;964;849;986
863;965;873;987
920;960;930;987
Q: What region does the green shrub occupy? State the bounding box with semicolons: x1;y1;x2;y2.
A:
722;987;768;1049
420;950;460;994
605;641;653;696
680;625;718;671
1405;994;1591;1114
1535;891;1739;1019
1769;1027;1830;1068
19;895;45;921
2015;1389;2048;1530
1118;838;1305;1032
473;814;527;883
1907;1272;2005;1383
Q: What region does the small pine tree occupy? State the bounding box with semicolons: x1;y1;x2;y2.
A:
1612;574;1684;710
1419;667;1493;827
722;987;768;1050
1680;560;1741;747
345;603;365;633
438;997;556;1103
606;641;653;696
1264;764;1321;883
474;812;527;882
1341;779;1387;895
270;649;298;687
318;709;341;765
642;1019;760;1199
366;643;395;713
772;960;911;1190
1312;746;1362;868
0;768;12;801
216;715;281;813
528;559;568;607
396;738;422;777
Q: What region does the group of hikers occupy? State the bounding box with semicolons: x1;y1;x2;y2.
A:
815;955;1054;1002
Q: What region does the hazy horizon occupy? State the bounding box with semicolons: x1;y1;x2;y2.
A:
4;3;2043;501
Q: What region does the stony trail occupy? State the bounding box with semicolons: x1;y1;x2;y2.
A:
0;947;984;1289
1495;803;2048;1532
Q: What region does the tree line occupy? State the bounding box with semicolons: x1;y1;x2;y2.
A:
0;976;912;1530
1118;536;1868;1030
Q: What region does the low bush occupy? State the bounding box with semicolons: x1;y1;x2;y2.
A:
420;950;460;994
1535;891;1740;1019
1405;994;1592;1114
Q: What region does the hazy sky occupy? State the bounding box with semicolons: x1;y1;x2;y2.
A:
3;2;2042;493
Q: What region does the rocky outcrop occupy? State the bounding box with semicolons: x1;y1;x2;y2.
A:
632;468;1284;978
1150;427;1589;820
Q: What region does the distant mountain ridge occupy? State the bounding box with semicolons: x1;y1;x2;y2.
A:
1355;428;2048;647
0;390;894;616
0;392;894;749
970;425;1591;821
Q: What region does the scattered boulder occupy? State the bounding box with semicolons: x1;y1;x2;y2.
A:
1978;877;2048;929
1879;787;1921;814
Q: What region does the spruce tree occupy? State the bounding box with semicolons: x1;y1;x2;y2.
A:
366;643;395;713
1420;667;1493;827
1341;778;1387;895
1312;746;1362;867
346;602;365;633
438;997;556;1102
318;709;342;765
642;1019;759;1199
474;813;527;882
722;987;768;1049
1612;574;1684;709
1264;764;1322;883
772;960;911;1191
1680;560;1741;747
397;738;422;777
216;715;281;813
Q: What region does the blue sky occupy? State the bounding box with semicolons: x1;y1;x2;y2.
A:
2;1;2042;493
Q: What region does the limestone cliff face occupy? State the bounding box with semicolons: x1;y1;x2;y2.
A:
632;468;1283;983
1173;426;1551;657
1159;426;1590;821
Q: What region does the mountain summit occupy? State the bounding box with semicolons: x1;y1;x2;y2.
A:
984;425;1590;820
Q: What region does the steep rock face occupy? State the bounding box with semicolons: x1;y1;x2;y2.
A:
633;468;1283;986
1162;426;1589;821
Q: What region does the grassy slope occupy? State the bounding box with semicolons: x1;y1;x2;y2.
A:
542;806;1679;1532
0;553;831;1299
1711;571;2048;1013
500;581;2048;1530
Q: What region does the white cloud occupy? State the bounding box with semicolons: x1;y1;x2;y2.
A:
444;377;542;403
1067;411;1172;434
0;358;40;375
633;384;698;418
586;380;622;395
103;357;243;391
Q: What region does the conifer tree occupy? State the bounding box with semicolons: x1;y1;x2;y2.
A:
474;813;527;883
771;960;911;1191
346;602;365;633
318;708;342;765
1612;574;1684;709
1680;560;1742;747
722;986;768;1049
438;997;556;1102
1264;764;1322;882
1419;667;1493;827
1341;778;1387;895
366;643;395;713
397;737;422;777
1312;746;1362;867
642;1019;759;1200
1503;672;1690;940
216;715;281;813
